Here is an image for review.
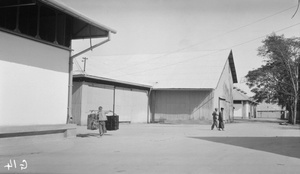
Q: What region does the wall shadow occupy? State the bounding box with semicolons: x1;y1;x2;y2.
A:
76;133;100;138
77;133;112;138
190;136;300;159
279;125;300;130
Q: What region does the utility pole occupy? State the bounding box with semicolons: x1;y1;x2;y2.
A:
82;57;88;72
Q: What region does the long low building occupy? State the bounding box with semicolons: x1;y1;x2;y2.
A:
72;74;151;125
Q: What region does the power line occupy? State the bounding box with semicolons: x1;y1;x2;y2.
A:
228;22;300;49
98;5;297;76
111;22;300;78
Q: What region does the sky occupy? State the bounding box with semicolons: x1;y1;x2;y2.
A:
59;0;300;95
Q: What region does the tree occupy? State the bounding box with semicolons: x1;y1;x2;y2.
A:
246;33;300;124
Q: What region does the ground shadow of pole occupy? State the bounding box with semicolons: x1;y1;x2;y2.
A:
190;136;300;159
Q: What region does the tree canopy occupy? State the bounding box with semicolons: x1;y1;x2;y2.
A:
246;33;300;124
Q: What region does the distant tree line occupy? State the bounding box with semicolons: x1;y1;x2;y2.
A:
246;33;300;124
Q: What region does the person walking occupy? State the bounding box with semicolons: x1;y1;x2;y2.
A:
97;106;112;136
211;108;218;130
218;108;225;131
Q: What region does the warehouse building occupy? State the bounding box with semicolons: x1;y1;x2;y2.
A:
149;51;238;123
72;74;151;125
233;87;257;119
0;0;115;138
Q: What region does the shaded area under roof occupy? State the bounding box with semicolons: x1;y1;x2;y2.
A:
228;50;238;83
42;0;116;39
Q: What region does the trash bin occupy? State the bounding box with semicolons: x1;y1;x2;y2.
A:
105;115;119;131
87;113;98;130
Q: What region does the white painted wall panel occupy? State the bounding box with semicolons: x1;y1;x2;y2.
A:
0;32;69;126
245;102;250;118
81;83;114;125
115;88;148;123
233;104;242;118
74;82;148;125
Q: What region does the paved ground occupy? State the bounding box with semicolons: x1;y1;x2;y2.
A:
0;118;300;174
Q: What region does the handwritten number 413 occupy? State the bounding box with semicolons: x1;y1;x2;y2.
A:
4;159;27;170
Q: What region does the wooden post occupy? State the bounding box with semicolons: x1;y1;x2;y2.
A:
113;86;116;115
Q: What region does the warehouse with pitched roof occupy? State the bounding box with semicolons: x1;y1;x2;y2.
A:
149;50;237;123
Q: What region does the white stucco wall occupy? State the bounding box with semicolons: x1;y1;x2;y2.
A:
115;88;148;123
0;31;69;126
234;103;243;118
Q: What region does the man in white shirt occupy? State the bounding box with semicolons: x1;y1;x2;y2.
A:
97;106;112;136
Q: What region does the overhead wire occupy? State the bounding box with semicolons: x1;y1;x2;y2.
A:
98;5;297;76
111;22;300;78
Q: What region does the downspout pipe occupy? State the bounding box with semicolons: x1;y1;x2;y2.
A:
67;33;111;124
147;87;153;123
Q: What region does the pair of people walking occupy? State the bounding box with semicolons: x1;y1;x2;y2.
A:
211;108;225;131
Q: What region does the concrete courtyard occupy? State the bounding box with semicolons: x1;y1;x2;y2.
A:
1;118;300;174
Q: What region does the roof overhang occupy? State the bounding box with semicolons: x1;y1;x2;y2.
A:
228;50;238;83
152;88;214;91
40;0;116;39
233;88;257;104
73;74;152;91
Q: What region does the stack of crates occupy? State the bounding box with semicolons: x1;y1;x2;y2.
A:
87;113;98;130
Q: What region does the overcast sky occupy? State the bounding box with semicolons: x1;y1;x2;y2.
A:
60;0;300;94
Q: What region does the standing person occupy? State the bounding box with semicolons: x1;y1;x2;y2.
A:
97;106;112;136
211;108;218;130
218;108;225;131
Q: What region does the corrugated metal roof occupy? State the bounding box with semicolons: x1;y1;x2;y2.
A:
233;88;255;102
74;50;237;89
73;74;152;90
152;51;232;89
